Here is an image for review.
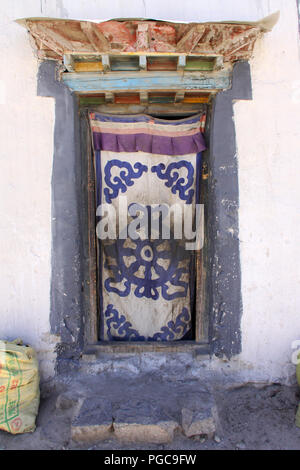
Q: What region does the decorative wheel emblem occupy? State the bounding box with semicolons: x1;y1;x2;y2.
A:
104;237;190;301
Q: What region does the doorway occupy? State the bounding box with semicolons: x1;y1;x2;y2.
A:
87;111;207;342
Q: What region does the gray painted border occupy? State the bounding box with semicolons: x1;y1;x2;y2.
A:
207;61;252;357
38;61;84;373
37;60;251;371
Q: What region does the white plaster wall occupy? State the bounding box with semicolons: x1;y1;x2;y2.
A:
234;0;300;383
0;1;57;380
0;0;299;382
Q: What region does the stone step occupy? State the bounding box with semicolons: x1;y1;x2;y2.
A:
110;399;178;444
65;375;219;445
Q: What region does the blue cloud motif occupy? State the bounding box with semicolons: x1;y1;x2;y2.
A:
105;304;145;341
149;308;191;341
104;160;148;204
151;161;194;204
105;304;191;341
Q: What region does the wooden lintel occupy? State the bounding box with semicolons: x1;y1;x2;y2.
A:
77;101;208;116
62;70;231;93
74;62;103;72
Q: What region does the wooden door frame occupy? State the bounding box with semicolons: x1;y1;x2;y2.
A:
80;106;210;349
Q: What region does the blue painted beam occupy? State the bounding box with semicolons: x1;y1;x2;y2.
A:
62;71;231;93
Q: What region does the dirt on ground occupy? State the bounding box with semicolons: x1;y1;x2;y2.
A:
0;374;299;451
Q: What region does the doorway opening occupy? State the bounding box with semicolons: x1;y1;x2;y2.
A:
80;105;211;346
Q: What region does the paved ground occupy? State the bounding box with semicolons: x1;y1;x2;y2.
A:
0;372;300;451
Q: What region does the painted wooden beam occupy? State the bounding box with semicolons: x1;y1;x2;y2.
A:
62;70;231;93
64;53;222;73
110;56;140;71
185;57;216;71
147;56;178;71
114;93;140;104
73;62;103;72
79;95;106;106
78;102;207;116
148;92;175;104
183;93;210;103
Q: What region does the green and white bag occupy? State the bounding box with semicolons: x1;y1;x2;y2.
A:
0;339;40;434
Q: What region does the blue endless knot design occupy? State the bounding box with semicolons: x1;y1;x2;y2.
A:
104;237;190;300
151;161;194;204
104;159;148;203
105;304;191;341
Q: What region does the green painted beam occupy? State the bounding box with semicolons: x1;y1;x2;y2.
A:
110;56;140;71
148;97;175;103
62;70;231;93
185;57;215;71
79;96;106;106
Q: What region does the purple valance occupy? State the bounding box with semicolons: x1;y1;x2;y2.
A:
89;112;206;155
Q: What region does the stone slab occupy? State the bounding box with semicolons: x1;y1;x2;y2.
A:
71;397;113;443
113;399;178;444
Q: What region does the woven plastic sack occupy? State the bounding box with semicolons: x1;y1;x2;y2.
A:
0;339;40;434
296;357;300;428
